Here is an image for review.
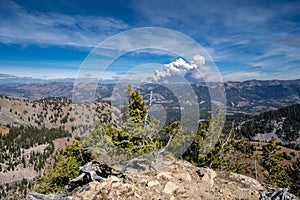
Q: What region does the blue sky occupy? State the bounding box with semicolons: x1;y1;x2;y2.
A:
0;0;300;81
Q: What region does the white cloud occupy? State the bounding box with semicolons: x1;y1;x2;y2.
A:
0;0;129;47
129;0;300;82
152;55;218;82
156;58;190;77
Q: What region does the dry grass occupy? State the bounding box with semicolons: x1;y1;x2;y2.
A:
0;96;115;134
0;96;116;184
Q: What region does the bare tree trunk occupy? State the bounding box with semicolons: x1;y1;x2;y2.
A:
144;91;153;125
254;151;258;181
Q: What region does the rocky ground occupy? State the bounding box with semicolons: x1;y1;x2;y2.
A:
61;158;269;200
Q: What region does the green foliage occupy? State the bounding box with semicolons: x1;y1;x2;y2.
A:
0;178;29;199
33;141;93;194
0;125;71;173
83;84;185;167
237;104;300;149
85;116;184;159
125;84;147;124
197;130;243;172
183;115;255;174
182;122;208;164
287;156;300;197
261;137;288;187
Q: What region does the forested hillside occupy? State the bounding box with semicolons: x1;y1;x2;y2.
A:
1;79;300;114
0;125;73;199
0;126;71;173
235;104;300;148
0;96;114;199
1;85;300;199
20;85;300;199
0;96;115;135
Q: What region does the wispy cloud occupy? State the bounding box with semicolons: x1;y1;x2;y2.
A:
1;0;299;81
275;37;300;48
223;71;269;82
129;0;300;80
251;65;262;69
223;69;300;82
0;0;129;47
0;60;81;78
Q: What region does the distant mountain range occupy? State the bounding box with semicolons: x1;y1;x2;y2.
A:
0;73;76;83
224;79;300;113
1;79;300;114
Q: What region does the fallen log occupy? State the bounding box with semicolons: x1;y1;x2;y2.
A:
29;160;123;199
28;191;69;200
259;188;293;200
71;160;123;183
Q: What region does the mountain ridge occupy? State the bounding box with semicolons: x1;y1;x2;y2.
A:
234;103;300;148
1;79;300;115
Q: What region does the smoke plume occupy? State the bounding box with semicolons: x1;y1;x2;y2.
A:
153;55;210;82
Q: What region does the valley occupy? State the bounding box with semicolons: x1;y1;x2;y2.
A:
0;80;300;199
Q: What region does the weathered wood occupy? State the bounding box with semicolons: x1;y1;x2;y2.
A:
70;173;85;182
28;191;69;200
71;160;123;183
259;188;293;200
29;160;124;199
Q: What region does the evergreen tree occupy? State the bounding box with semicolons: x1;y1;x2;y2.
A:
261;137;287;187
84;84;184;170
126;84;147;124
183;116;244;174
287;157;300;197
33;141;93;194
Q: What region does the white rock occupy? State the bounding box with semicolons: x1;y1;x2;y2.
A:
163;181;179;194
177;172;191;182
147;180;161;187
198;168;216;187
137;178;147;185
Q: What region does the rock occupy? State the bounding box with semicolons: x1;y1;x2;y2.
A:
197;168;216;187
177;172;191;182
227;172;264;190
74;190;94;199
107;176;121;188
136;178;147;185
40;158;274;200
134;192;142;198
158;172;172;180
147;180;160;187
100;188;109;194
219;187;232;198
90;181;107;192
121;183;133;190
163;181;179;194
170;196;176;200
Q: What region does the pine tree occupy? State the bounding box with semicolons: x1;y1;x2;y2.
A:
34;141;93;194
84;84;185;170
261;137;287;187
126;84;147;124
287;157;300;197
